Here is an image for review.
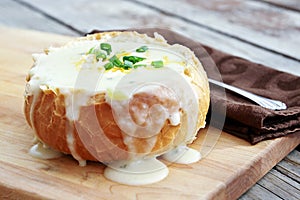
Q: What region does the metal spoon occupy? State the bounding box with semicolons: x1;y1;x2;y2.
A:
208;78;287;110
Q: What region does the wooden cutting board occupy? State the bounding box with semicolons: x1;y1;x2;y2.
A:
0;26;299;200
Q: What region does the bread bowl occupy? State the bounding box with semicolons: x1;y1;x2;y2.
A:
24;31;210;184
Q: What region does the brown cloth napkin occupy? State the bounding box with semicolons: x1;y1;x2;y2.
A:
89;28;300;144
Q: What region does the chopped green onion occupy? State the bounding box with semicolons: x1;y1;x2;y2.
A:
109;55;123;67
123;56;146;64
104;62;114;70
87;47;95;54
151;60;164;68
95;51;107;61
133;64;147;68
100;43;112;55
136;46;148;53
123;60;133;69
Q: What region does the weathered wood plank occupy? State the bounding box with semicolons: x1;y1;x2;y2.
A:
275;150;300;183
259;0;300;12
239;183;282;200
257;169;300;200
285;149;300;164
15;0;300;75
132;0;300;60
0;0;78;36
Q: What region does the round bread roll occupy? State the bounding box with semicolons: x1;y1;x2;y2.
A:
24;31;210;165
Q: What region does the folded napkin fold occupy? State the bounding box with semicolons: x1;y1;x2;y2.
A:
89;28;300;144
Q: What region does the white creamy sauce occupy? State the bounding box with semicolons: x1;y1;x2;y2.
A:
104;158;168;185
162;145;201;164
26;79;42;142
66;129;87;167
169;112;181;126
27;35;201;185
60;88;94;121
60;88;88;166
29;142;63;159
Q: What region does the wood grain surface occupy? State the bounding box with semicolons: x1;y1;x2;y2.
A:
133;0;300;60
258;0;300;12
11;0;300;75
0;26;299;200
0;0;77;36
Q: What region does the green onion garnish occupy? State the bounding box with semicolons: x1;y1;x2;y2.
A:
100;43;112;55
133;64;147;68
95;51;107;61
104;62;114;70
136;46;148;53
123;60;133;69
87;47;95;54
109;55;123;67
151;60;164;68
123;56;146;64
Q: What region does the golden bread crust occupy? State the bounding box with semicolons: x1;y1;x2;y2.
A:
24;89;182;162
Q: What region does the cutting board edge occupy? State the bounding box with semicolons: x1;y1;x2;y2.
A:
224;132;300;199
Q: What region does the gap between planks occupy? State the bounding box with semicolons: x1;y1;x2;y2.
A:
0;0;78;36
12;0;84;35
257;168;300;200
275;150;300;183
253;0;300;12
